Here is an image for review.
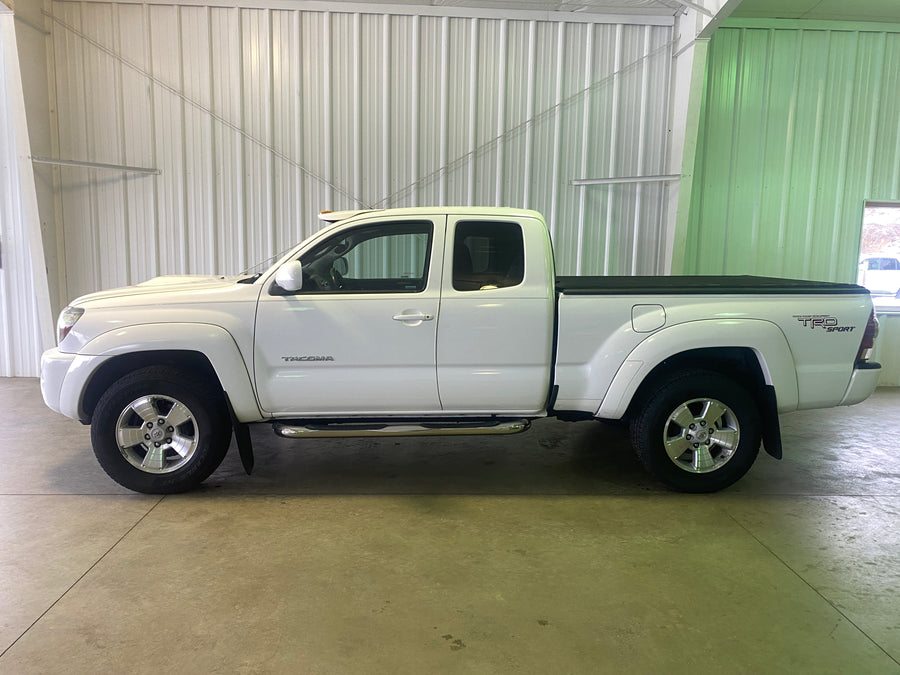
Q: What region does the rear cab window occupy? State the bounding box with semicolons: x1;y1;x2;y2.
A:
452;221;525;292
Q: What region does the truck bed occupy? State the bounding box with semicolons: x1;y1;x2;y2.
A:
556;275;866;296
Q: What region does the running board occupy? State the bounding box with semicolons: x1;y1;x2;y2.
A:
273;419;531;439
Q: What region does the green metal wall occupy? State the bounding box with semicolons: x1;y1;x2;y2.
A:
685;21;900;281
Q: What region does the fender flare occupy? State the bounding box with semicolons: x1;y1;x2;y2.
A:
62;322;261;422
595;319;799;420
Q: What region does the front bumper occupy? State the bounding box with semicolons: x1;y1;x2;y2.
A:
40;348;76;415
39;348;105;421
839;361;882;406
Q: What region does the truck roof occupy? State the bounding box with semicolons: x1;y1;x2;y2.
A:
317;206;546;224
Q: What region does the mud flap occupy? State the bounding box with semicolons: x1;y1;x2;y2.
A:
759;384;782;460
225;396;254;474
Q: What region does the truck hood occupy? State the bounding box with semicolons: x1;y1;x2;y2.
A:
72;275;247;307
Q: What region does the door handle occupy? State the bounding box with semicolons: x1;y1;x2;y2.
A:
392;312;434;322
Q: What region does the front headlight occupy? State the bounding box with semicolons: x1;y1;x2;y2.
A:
57;306;84;344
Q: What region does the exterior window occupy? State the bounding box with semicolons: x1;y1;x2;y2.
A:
857;202;900;312
298;221;432;293
452;221;525;292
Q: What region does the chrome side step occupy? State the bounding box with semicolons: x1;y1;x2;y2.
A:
273;418;531;439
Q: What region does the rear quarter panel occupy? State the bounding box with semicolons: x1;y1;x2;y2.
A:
554;292;873;416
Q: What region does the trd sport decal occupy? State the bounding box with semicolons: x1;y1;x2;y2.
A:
793;315;856;333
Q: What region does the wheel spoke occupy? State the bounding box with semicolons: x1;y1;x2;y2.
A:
168;434;193;459
164;402;193;429
664;435;692;460
130;396;158;423
117;427;146;449
693;445;715;471
141;444;167;471
711;428;739;450
669;404;695;431
700;400;728;427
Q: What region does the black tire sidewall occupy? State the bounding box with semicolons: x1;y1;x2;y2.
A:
91;367;231;494
631;371;761;493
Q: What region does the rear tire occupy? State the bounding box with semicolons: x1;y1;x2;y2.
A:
629;369;761;493
91;366;231;493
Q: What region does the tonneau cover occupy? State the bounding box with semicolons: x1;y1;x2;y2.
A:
556;275;867;296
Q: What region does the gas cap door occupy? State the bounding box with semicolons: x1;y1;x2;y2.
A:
632;304;666;333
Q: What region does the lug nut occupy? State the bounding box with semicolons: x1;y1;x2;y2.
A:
165;438;172;444
700;421;707;426
686;434;693;440
154;442;160;447
158;419;164;425
147;422;153;428
693;443;699;448
167;426;174;433
690;424;696;429
144;434;150;440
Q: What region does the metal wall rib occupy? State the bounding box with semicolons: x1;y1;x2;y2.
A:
686;23;900;282
48;0;673;302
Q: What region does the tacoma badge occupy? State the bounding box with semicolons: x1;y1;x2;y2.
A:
282;355;335;362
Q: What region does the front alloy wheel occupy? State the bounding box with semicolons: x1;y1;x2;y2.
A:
91;366;231;493
115;394;200;473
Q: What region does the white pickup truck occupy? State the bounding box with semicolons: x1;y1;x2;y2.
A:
41;207;881;494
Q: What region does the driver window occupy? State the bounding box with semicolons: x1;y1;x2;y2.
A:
298;221;433;293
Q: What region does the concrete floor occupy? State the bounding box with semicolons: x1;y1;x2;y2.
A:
1;378;899;674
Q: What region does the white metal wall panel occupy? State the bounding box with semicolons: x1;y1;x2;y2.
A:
48;0;673;302
0;38;39;376
1;10;54;377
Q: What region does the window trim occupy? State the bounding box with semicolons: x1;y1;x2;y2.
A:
272;220;435;296
451;220;526;293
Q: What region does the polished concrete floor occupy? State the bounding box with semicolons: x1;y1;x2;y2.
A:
1;378;899;673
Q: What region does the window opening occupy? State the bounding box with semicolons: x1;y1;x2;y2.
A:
858;202;900;313
452;221;525;292
297;221;432;293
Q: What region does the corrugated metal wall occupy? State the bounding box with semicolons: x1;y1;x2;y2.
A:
47;0;673;303
1;10;53;377
685;22;900;281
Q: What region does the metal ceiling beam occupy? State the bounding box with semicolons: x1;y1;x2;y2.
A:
668;0;714;17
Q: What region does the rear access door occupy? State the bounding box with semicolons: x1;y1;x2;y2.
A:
435;215;555;415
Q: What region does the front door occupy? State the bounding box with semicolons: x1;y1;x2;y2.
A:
254;217;444;415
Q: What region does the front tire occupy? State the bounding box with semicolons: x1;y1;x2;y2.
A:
91;366;232;493
630;370;761;493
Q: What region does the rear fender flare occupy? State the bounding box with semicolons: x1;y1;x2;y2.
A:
596;319;798;420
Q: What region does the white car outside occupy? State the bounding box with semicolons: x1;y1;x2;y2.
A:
858;254;900;296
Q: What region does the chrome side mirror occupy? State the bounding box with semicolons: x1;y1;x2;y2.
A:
275;260;304;292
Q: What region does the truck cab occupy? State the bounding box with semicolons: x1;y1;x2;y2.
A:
254;209;556;417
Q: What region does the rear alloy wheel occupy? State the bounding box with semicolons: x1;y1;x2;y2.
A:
91;366;231;493
630;370;761;493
